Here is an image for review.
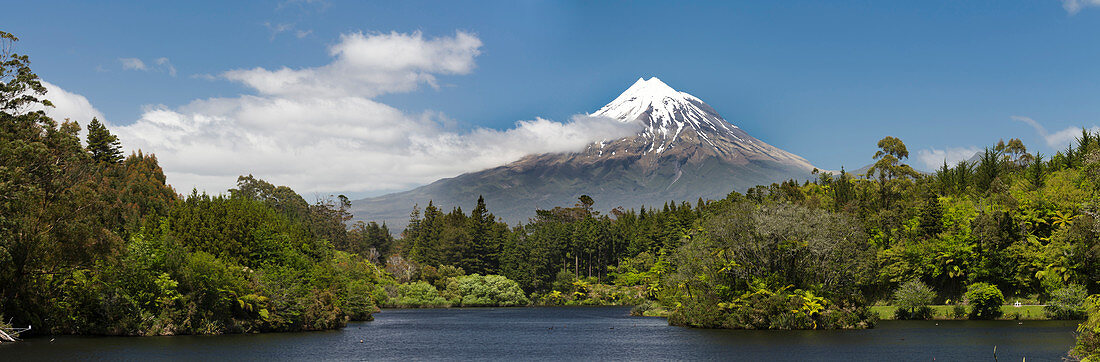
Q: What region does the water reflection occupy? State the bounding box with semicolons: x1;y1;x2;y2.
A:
0;307;1078;361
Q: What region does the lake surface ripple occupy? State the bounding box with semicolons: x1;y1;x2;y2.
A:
0;306;1078;361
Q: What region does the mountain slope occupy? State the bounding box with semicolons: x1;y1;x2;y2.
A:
352;77;815;230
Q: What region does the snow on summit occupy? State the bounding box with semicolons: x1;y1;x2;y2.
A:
593;77;740;153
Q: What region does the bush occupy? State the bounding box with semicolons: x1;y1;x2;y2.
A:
419;264;465;290
1071;295;1100;361
951;304;967;319
446;274;529;307
630;300;666;317
894;306;934;320
551;269;576;292
1044;284;1088;320
965;282;1004;320
393;281;449;308
892;280;936;320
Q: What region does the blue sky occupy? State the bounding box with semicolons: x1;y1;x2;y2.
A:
4;0;1100;196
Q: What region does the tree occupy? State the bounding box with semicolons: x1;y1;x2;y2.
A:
918;195;943;237
1044;284;1088;320
867;136;920;209
578;195;594;214
867;136;919;181
964;282;1004;320
1;30;122;328
466;195;499;275
86;117;122;163
893;280;935;320
0;31;52;113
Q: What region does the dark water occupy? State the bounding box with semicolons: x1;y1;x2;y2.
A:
0;307;1079;361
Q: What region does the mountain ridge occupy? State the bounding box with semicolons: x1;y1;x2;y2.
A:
351;77;815;230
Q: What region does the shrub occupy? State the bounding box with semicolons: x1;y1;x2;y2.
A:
951;304;967;319
551;269;576;292
630;300;663;316
1071;295;1100;361
965;282;1004;320
394;281;449;308
447;274;529;307
419;264;465;290
892;280;936;320
1044;284;1088;320
894;306;934;320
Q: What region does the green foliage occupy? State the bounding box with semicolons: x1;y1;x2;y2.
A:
392;281;449;308
1072;295;1100;361
659;202;874;329
630;300;668;317
85;118;122;164
950;303;967;319
965;282;1004;320
892;280;935;320
446;274;529;307
419;264;465;290
0;90;384;336
1044;284;1088;320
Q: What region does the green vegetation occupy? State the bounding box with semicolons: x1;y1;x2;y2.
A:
965;283;1005;320
870;305;1046;320
1046;284;1089;320
1073;296;1100;361
390;282;449;308
370;127;1100;331
448;274;529;307
0;32;389;335
893;280;935;320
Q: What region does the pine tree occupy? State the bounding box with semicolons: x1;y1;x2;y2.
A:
86;117;122;163
467;195;497;274
918;195;943;237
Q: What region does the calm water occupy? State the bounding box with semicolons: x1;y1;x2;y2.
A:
0;307;1079;361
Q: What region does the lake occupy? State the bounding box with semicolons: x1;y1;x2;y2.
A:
0;307;1079;361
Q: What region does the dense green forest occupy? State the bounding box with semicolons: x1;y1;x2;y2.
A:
384;132;1099;330
5;30;1100;357
0;32;397;335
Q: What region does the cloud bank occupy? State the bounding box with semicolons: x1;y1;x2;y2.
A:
108;31;639;195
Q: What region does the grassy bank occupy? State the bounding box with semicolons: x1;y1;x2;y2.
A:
870;305;1050;320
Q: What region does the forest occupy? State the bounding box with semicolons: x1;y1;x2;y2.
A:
4;29;1100;358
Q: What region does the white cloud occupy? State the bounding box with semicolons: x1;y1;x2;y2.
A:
109;31;639;195
39;81;106;124
155;57;177;77
264;22;295;40
119;57;146;71
1012;116;1100;149
223;31;482;98
29;81;109;142
119;57;176;76
1063;0;1100;14
916;146;981;170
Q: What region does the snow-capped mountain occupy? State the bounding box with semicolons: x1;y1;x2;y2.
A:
594;77;740;154
351;77;816;229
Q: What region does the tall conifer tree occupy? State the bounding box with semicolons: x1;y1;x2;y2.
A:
86;117;122;163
